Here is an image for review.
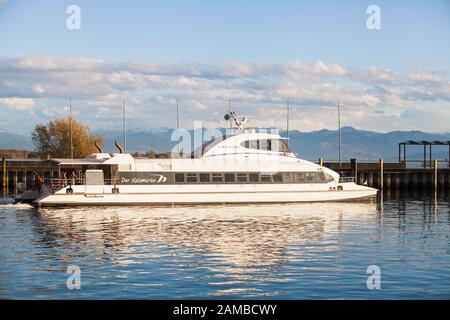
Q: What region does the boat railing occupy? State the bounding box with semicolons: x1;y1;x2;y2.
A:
104;179;118;185
47;178;119;188
338;177;355;183
47;178;85;193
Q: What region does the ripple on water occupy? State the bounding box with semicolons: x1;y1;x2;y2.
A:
0;195;449;299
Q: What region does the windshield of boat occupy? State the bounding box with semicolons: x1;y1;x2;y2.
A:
190;135;227;158
240;139;291;153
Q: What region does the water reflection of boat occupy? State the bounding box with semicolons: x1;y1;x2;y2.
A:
36;203;377;269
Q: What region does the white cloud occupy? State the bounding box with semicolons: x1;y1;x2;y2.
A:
0;56;449;132
0;97;35;110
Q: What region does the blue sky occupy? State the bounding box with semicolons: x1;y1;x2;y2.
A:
2;0;449;68
0;0;449;134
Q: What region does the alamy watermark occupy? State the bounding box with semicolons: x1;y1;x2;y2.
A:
66;265;81;290
66;5;81;30
366;265;381;290
366;5;381;30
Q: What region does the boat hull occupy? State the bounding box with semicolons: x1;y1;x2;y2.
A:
36;183;377;207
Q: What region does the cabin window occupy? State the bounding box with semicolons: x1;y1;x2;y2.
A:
317;172;326;183
324;173;334;183
283;172;295;183
305;172;315;183
237;173;248;182
314;172;334;183
259;140;268;150
273;173;283;182
200;173;210;183
249;173;259;182
241;139;290;153
174;171;333;184
225;173;235;182
295;172;306;183
186;173;198;183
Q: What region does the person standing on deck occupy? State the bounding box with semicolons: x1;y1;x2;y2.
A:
36;174;42;194
70;170;77;186
62;171;68;186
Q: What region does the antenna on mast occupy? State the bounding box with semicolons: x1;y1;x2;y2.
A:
227;100;232;128
123;97;127;153
176;98;180;155
224;109;247;131
286;100;290;147
338;100;342;167
69;98;73;159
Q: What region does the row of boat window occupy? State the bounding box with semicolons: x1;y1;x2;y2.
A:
241;139;291;153
174;172;335;183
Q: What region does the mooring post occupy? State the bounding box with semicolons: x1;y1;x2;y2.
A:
350;158;357;182
412;173;418;189
379;158;384;190
386;173;391;189
14;171;18;195
434;159;438;191
2;157;6;187
439;170;445;190
2;157;7;197
319;158;323;166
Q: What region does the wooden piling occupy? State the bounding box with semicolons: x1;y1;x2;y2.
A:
351;158;357;181
434;159;438;191
412;173;418;189
439;172;445;191
386;172;391;189
14;171;18;194
368;172;373;187
403;172;409;189
379;159;384;190
2;158;6;187
2;157;7;197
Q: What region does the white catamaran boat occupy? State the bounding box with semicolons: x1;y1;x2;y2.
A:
35;111;377;207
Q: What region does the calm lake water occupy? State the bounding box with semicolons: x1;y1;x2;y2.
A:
0;191;449;299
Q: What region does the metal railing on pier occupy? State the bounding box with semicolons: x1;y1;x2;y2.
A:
338;177;355;183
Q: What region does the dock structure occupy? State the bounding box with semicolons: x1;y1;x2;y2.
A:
1;158;57;196
1;156;450;196
0;157;109;196
398;140;450;169
322;159;449;191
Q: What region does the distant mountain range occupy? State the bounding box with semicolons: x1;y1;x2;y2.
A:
1;127;450;161
0;131;35;150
